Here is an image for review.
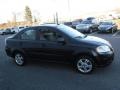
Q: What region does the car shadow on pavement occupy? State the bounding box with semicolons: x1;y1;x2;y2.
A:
27;60;75;72
8;58;114;74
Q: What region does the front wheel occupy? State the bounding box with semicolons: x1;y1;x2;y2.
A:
13;31;15;34
14;52;25;66
75;56;94;74
89;28;93;33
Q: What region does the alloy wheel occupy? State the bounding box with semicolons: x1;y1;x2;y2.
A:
77;58;93;73
15;53;24;66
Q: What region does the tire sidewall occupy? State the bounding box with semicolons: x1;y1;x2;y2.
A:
89;28;92;33
75;56;94;74
14;52;25;66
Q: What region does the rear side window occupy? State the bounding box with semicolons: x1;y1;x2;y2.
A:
20;29;36;40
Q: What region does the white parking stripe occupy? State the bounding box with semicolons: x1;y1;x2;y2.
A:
112;36;120;38
89;31;98;35
112;30;120;37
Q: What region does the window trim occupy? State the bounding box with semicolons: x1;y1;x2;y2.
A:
20;29;37;40
38;27;67;43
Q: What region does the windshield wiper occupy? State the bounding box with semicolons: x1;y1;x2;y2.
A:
75;35;87;39
75;36;82;38
84;34;87;38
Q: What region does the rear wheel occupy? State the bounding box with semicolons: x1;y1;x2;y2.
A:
111;28;114;33
115;28;117;32
2;32;5;35
75;56;94;74
14;52;25;66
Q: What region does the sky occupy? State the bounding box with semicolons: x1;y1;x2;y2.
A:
0;0;120;23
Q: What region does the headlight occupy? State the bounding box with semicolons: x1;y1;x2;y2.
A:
96;45;111;53
85;25;90;28
107;27;112;30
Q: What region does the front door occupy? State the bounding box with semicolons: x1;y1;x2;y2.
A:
36;27;74;61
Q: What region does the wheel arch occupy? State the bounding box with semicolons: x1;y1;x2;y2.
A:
11;49;25;58
74;50;97;61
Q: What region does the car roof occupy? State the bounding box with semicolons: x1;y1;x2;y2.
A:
30;24;60;28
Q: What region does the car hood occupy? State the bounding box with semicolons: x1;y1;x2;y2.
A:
77;24;92;27
81;36;111;47
0;30;4;32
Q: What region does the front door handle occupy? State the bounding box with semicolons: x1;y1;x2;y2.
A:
41;43;46;47
19;42;23;46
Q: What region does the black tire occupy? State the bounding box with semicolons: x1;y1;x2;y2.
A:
74;56;95;74
115;28;117;32
14;52;25;66
2;32;5;35
13;31;15;34
89;28;93;33
111;28;114;34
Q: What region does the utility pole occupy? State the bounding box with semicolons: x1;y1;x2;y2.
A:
67;0;71;21
55;12;59;24
52;0;59;24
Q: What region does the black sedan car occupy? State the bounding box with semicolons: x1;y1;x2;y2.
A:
63;22;73;28
98;21;118;33
5;24;114;74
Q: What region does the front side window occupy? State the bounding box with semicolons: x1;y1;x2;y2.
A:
21;29;36;40
57;25;85;38
39;29;65;42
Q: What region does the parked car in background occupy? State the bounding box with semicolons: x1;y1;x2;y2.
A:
5;24;114;74
12;26;27;33
76;20;99;33
72;19;83;29
63;22;73;27
86;17;96;21
98;21;118;33
0;28;15;35
0;29;4;35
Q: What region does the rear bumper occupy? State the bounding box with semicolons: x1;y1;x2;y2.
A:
5;47;13;57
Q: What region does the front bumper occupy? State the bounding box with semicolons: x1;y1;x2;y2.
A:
77;29;89;33
99;28;111;33
94;51;114;67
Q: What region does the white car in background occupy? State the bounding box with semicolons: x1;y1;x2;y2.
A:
0;28;15;35
11;26;27;33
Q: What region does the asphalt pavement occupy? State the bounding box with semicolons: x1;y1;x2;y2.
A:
0;32;120;90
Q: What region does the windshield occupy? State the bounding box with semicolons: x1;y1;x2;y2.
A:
57;25;85;38
81;20;92;24
100;22;113;25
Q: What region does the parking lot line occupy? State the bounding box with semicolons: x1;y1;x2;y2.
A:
89;31;98;35
112;36;120;38
112;30;120;37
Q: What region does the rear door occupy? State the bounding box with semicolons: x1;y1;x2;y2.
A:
18;27;39;59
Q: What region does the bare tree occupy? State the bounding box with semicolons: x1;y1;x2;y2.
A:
12;12;17;26
24;6;33;24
